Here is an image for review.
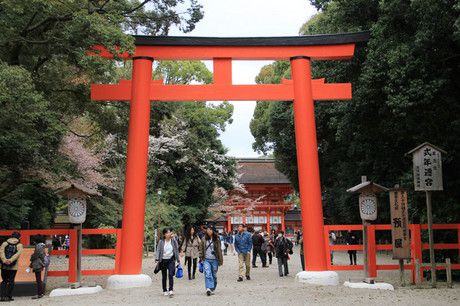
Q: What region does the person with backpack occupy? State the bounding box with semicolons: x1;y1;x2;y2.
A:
199;225;223;296
155;228;180;297
0;232;23;302
274;231;293;277
29;241;49;299
180;226;201;280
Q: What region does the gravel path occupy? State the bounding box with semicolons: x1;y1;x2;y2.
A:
11;246;460;305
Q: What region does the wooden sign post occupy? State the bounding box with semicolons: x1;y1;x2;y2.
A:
407;142;446;288
57;183;100;289
389;187;410;285
347;176;388;283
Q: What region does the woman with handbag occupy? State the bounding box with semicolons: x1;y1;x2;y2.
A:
199;225;223;296
155;228;180;297
180;226;201;280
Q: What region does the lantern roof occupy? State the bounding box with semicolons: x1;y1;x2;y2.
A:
56;182;101;197
346;181;388;194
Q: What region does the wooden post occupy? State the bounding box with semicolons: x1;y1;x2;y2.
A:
446;258;452;288
411;224;423;284
227;215;232;233
266;212;271;233
399;259;405;286
68;228;77;283
114;228;122;274
415;259;421;287
363;220;369;279
74;224;82;288
426;191;436;287
368;225;377;278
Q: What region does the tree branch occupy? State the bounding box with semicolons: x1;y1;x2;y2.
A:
122;0;151;15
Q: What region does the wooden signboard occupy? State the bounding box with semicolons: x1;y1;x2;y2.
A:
389;189;410;259
410;143;444;191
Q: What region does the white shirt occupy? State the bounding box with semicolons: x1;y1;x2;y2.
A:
163;240;173;259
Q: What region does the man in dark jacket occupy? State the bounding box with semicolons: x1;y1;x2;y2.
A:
251;231;267;268
0;232;23;302
274;231;292;277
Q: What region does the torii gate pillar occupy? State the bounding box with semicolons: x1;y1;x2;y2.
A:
107;56;154;289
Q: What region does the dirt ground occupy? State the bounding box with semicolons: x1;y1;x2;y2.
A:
11;246;460;305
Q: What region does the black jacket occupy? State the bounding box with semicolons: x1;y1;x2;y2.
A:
252;233;265;248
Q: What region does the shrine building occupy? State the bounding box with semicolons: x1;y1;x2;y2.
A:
215;158;301;236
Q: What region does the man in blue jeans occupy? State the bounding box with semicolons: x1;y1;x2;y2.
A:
234;224;253;282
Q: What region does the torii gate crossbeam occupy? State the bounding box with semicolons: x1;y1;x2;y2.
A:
89;32;369;288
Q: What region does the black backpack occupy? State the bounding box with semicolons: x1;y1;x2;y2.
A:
3;243;18;266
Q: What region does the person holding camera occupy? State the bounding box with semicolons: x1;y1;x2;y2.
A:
0;232;23;302
274;231;293;277
199;225;223;296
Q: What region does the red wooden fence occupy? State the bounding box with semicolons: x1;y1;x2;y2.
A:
0;228;122;283
2;224;459;284
324;224;460;283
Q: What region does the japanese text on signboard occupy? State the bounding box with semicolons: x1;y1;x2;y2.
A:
389;189;410;259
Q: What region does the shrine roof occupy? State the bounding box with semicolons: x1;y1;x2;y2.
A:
133;31;370;47
237;158;291;184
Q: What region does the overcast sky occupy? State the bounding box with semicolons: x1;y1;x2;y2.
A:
170;0;317;157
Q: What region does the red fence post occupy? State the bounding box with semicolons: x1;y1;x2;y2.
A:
21;230;30;247
368;225;377;278
324;225;332;270
410;224;423;284
114;228;122;274
68;228;77;283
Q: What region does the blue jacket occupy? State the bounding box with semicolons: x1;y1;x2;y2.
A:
234;231;252;254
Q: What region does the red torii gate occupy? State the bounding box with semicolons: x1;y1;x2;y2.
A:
90;32;369;286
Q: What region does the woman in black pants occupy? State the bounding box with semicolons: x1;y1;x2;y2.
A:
181;227;201;280
155;228;180;297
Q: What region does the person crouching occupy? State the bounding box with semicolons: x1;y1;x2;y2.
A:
199;226;223;296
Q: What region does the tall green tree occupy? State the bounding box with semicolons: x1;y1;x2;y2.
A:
251;0;460;224
0;0;204;229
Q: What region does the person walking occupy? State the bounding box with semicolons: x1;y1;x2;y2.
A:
346;230;358;265
266;234;275;265
155;228;180;297
0;232;23;302
225;231;234;255
29;241;49;299
251;231;267;268
329;232;337;265
199;225;223;296
181;226;201;280
234;224;252;282
274;231;293;277
299;236;305;271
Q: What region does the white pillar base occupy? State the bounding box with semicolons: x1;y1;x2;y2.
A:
295;271;339;286
106;274;152;290
344;281;394;290
50;286;103;297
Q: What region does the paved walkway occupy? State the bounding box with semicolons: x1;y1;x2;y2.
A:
12;246;460;305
